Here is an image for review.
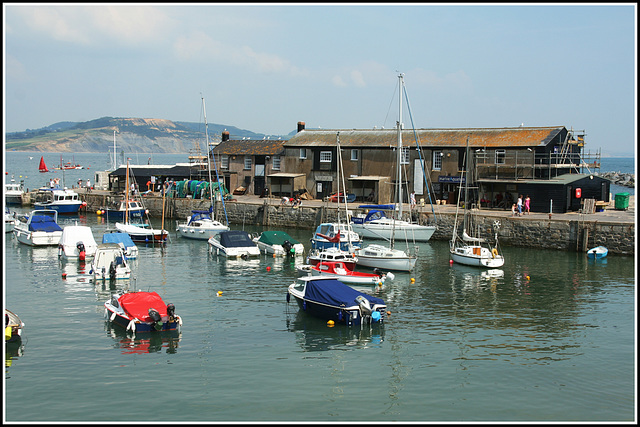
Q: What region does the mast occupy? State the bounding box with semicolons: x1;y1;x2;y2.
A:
202;96;215;214
124;158;129;225
336;132;353;251
397;73;404;220
113;130;117;171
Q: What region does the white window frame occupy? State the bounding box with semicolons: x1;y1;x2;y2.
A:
299;148;307;159
272;155;281;170
433;151;443;171
244;156;252;170
221;155;229;170
350;149;358;161
320;151;332;163
495;149;506;165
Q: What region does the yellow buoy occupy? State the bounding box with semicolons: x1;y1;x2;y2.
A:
526;275;530;280
410;278;415;283
96;210;102;215
217;291;223;296
327;320;335;327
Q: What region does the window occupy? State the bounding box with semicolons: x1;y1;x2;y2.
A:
401;147;410;165
351;149;358;161
320;151;332;163
221;155;229;170
433;151;443;170
495;150;506;165
244;156;252;170
272;155;281;170
299;148;307;159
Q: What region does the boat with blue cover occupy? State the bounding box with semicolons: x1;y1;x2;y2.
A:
287;276;387;326
208;230;261;258
13;209;63;246
102;231;139;259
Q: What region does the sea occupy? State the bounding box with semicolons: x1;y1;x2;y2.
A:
3;151;637;423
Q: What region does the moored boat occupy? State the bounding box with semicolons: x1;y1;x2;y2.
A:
33;186;86;214
58;224;98;261
5;309;25;343
177;209;229;241
286;276;386;326
100;199;147;222
306;246;358;269
355;243;417;272
13;209;63;246
104;291;182;333
102;231;139;259
5;207;17;233
308;260;392;286
253;230;305;256
208;230;261;258
89;243;131;281
587;246;608;259
5;177;25;205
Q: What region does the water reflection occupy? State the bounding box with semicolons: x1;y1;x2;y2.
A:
105;323;181;354
5;339;26;375
285;311;384;353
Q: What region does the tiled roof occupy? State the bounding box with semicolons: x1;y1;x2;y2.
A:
212;140;286;155
285;126;565;148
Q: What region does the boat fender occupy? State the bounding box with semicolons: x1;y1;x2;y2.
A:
386;272;395;281
371;311;381;323
127;319;136;332
491;248;498;258
110;312;117;322
286;292;290;303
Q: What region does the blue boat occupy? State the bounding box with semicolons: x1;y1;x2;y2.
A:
287;276;386;326
587;246;608;259
100;199;147;221
33;186;85;214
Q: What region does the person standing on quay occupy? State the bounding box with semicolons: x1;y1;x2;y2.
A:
410;191;417;210
517;194;523;216
525;195;531;214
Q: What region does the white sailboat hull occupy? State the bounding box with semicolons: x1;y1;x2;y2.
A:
450;245;505;268
351;220;436;242
177;219;229;240
355;244;416;271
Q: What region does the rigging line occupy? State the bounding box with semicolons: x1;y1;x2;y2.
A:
203;96;229;226
402;82;438;221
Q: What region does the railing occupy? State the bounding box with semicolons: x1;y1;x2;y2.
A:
474;151;601;180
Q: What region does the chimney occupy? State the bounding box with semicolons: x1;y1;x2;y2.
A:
222;130;230;141
297;121;306;133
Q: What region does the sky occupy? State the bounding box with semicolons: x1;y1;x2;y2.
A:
3;3;637;157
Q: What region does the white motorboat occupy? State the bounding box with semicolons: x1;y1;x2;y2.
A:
208;230;261;258
5;177;25;205
13;209;63;246
355;243;417;272
5;207;17;233
177;209;229;240
58;224;98;261
89;243;131;281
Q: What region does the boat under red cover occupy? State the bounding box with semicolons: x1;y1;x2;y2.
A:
104;291;181;333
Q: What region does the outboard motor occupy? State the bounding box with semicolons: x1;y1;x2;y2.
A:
355;295;372;315
166;303;175;319
76;241;86;261
148;308;163;330
109;261;117;281
283;240;294;256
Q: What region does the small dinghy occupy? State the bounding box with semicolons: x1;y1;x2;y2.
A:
587;246;608;259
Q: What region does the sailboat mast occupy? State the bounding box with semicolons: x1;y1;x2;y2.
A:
113;130;117;170
397;73;404;220
124;158;130;225
202;96;215;210
463;137;470;233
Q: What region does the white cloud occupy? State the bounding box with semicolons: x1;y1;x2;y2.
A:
4;54;29;82
11;5;173;46
350;70;366;87
331;75;347;87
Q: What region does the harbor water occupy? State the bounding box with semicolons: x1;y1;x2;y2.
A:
4;151;637;422
3;208;636;422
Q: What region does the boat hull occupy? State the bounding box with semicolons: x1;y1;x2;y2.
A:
101;208;145;221
105;305;180;332
13;227;62;246
450;246;505;268
351;221;436;242
355;250;416;272
177;223;229;240
5;195;23;205
115;223;168;243
34;202;84;214
587;246;608;259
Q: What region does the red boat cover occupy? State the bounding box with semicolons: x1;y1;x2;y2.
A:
119;292;168;322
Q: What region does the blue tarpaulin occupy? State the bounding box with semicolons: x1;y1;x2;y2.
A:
303;278;384;308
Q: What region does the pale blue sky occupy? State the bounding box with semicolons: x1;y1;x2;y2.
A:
3;3;637;156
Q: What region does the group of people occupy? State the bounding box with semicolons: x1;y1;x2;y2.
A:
511;194;531;216
281;194;302;208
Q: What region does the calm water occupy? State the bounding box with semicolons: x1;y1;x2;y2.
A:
3;206;636;422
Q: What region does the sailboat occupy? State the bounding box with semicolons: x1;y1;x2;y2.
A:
449;137;504;268
350;74;436;243
38;156;49;173
310;132;362;252
115;159;169;244
176;96;229;240
354;73;418;272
